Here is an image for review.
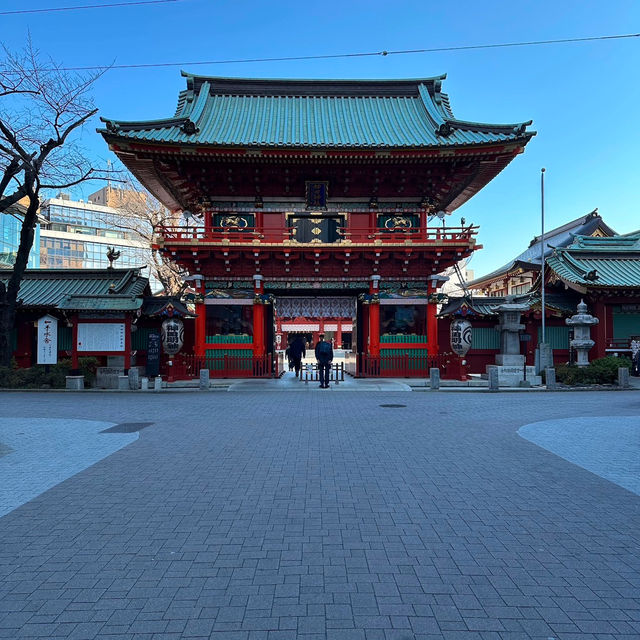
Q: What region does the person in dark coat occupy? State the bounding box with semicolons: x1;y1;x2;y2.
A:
288;335;306;377
314;333;334;388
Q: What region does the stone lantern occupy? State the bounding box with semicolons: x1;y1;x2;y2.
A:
486;297;540;386
566;300;598;367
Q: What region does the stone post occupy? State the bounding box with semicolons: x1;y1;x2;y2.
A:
154;376;162;392
141;377;149;391
545;367;557;390
429;368;440;390
618;367;630;389
117;375;129;391
565;300;599;367
199;368;210;390
128;368;139;390
488;366;499;392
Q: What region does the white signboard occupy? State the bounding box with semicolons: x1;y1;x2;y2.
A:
77;323;125;352
37;314;58;364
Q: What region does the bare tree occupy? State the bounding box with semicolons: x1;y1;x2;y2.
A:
0;41;108;366
92;176;185;295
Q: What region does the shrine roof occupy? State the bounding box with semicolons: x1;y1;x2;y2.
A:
467;211;616;288
99;74;534;149
1;268;150;308
439;290;579;317
546;231;640;289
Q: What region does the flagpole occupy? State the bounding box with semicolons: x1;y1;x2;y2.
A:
541;168;546;345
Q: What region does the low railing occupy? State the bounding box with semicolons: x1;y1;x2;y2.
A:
299;362;345;384
358;353;446;378
158;225;477;245
171;353;275;379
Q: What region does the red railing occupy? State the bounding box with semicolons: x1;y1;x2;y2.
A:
170;353;275;379
158;225;477;245
358;353;446;377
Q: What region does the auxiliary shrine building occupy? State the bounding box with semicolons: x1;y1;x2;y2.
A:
99;74;533;377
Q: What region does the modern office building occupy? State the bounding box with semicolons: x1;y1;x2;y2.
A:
0;203;41;269
38;192;157;287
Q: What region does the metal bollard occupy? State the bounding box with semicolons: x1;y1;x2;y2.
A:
334;362;339;385
545;367;557;391
488;367;499;392
429;368;440;390
618;366;630;389
154;376;162;392
199;368;210;391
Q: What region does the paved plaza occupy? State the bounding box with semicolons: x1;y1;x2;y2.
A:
1;390;640;640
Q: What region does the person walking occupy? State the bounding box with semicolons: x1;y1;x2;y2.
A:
289;335;306;377
315;333;333;388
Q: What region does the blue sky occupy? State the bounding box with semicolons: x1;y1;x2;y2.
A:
2;0;639;277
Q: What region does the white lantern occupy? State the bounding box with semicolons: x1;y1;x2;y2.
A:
161;318;184;355
450;319;472;356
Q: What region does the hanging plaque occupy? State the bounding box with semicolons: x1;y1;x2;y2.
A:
450;319;472;356
161;318;184;355
37;314;58;364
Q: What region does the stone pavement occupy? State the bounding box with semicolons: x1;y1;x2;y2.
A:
1;390;640;639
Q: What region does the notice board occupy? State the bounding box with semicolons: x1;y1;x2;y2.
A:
77;323;125;352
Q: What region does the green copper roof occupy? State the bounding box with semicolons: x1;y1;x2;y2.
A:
99;75;534;148
546;232;640;289
57;295;143;312
0;268;150;308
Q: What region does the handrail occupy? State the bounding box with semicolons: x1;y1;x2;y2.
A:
158;224;478;244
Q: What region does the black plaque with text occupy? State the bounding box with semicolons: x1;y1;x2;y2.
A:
146;332;161;377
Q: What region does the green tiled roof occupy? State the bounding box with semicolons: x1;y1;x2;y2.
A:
99;75;534;149
0;268;150;308
57;295;143;311
546;232;640;289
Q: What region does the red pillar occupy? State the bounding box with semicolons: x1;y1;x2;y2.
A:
335;321;343;349
195;302;206;357
194;276;207;357
592;299;607;359
71;314;79;370
369;275;381;357
427;281;438;356
252;275;265;357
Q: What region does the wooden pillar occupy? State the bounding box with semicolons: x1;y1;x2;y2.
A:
369;275;381;357
427;280;438;356
592;298;607;359
71;314;79;371
335;321;343;349
252;275;265;357
194;275;206;357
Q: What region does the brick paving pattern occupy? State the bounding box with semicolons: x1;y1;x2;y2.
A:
0;390;639;639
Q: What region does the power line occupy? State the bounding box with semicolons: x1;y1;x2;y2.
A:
0;0;184;16
43;32;640;72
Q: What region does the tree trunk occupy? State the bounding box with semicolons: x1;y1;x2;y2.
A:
0;191;38;367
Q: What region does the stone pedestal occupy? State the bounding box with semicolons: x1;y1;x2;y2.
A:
117;375;129;391
199;369;210;390
488;367;499;392
65;375;84;390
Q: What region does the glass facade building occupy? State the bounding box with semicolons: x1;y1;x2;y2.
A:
0;208;40;269
39;196;159;290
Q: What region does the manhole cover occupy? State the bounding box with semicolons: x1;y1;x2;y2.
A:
379;404;407;408
101;422;154;434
